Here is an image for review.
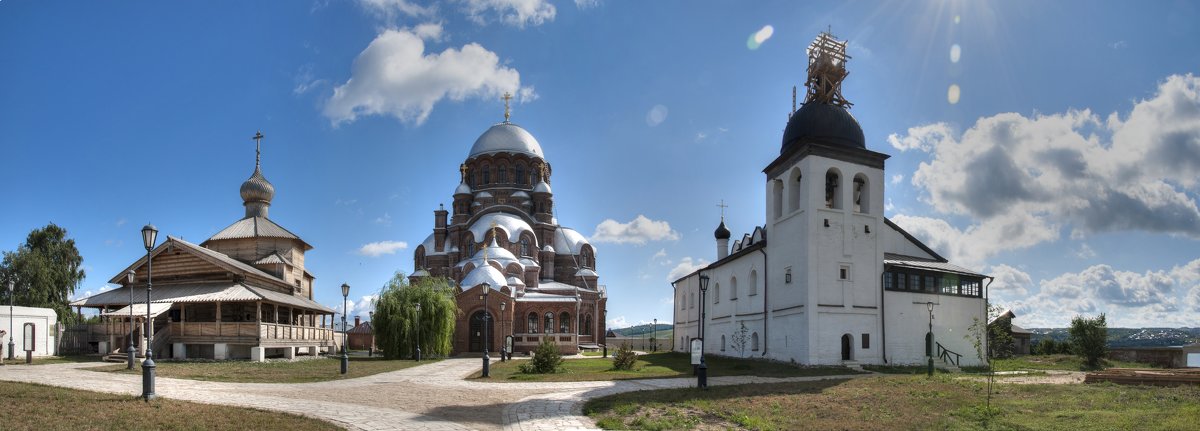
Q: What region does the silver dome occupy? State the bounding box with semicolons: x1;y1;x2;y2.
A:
468;122;545;159
240;167;275;203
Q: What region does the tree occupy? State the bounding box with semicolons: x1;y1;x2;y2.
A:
520;338;563;374
730;321;749;358
1069;313;1108;369
372;272;459;360
1;223;85;323
988;314;1015;359
611;342;637;371
1035;338;1059;355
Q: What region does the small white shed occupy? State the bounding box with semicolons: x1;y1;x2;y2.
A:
0;306;59;357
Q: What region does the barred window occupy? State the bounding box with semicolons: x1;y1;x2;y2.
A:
924;275;936;292
883;272;893;290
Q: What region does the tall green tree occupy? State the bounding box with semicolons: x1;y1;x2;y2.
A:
372;272;459;360
1;223;85;323
1069;313;1108;369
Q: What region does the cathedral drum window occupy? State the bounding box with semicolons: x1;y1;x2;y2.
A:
528;312;538;333
825;169;841;209
544;312;555;334
559;312;571;333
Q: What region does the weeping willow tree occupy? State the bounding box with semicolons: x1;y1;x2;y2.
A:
373;272;459;360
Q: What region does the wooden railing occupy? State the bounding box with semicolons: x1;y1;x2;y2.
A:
259;322;332;341
512;333;578;346
167;322;333;341
937;342;962;367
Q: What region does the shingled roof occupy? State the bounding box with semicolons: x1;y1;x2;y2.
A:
204;216;311;250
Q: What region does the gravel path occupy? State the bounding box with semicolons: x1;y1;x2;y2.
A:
0;359;867;430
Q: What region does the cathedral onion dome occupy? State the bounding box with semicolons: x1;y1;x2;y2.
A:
506;275;526;288
714;219;731;240
460;264;507;291
468;122;545;160
532;179;552;194
542;244;555;253
511;190;530;200
781;103;865;152
455;181;472;196
240;165;275;218
553;227;591;255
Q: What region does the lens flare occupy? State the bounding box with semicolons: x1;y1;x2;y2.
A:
950;44;962;63
947;84;961;104
746;25;774;50
954;15;961;24
646;105;669;126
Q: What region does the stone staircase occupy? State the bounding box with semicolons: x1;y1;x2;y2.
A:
841;360;865;372
103;350;144;363
933;357;961;373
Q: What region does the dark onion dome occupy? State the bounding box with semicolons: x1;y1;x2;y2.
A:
714;219;731;240
781;102;865;152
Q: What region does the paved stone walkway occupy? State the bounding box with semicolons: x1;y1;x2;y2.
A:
0;359;866;430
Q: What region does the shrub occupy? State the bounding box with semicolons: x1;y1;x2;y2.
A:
611;343;637;371
519;339;563;374
1069;313;1107;369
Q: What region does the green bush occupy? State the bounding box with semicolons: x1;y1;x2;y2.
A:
1069;313;1108;369
519;339;563;374
611;343;637;371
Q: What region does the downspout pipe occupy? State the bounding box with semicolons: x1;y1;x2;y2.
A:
983;276;995;363
881;267;887;364
755;247;768;356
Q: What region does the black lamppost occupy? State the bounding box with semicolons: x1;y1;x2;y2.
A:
499;301;507;362
927;301;935;377
414;301;421;361
652;318;658;353
697;273;710;389
140;224;158;401
341;283;350;375
126;270;136;370
602;307;608;358
480;283;490;378
6;279;14;361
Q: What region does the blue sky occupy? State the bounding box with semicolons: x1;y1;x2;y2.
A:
2;0;1198;329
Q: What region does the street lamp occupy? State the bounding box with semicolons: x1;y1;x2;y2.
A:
341;283;350;375
602;307;609;358
652;318;658;353
927;301;935;377
480;283;490;378
140;224;158;401
499;301;507;362
414;302;421;361
697;273;710;389
126;270;136;370
7;279;14;361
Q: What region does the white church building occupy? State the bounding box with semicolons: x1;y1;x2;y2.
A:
672;32;991;367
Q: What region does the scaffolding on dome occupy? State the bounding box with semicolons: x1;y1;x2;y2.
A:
803;31;852;108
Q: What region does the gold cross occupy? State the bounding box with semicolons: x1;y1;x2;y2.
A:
502;92;513;122
252;131;264;168
717;199;728;219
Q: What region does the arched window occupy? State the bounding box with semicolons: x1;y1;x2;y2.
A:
788;168;802;212
713;283;720;304
751;332;760;351
749;270;758;296
516;164;527;185
721;335;726;351
520;237;531;257
482;164;491;184
528;313;538;333
825;169;841;209
583;314;592;335
772;179;783;219
559;312;571;333
730;276;738;300
498;163;508;183
544;312;555;334
853;173;869;214
690;293;695;309
414;246;426;270
580;246;595;269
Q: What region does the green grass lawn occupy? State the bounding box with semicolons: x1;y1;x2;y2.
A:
991;354;1153;372
470;352;860;382
89;356;435;383
581;351;603;357
1;380;337;431
584;375;1200;430
7;355;104;365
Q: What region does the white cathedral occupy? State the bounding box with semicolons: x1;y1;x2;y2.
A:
672;32;991;367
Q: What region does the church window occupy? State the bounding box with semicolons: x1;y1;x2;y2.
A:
528;313;538;333
583;315;592;335
713;283;720;303
862;333;870;349
839;265;850;281
924;275;936;292
909;274;921;291
520;237;531;257
788;168;803;213
498;164;508;183
690;293;695;309
853;174;869;214
785;267;792;284
730;276;738;300
544;312;555;333
751;332;759;351
825;169;841;209
482;165;491;184
772;179;784;220
721;335;726;351
896;272;907;290
941;274;960;295
749;270;758;296
560;312;571;333
516;165;527;185
883;272;893;290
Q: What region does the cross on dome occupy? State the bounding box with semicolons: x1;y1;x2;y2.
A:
502;92;513;123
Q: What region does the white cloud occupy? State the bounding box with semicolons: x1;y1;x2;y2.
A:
889;213;1056;269
359;0;434;21
115;218;127;227
890;174;904;185
574;0;600;9
695;132;708;142
646;105;668;126
607;315;629;328
667;256;709;281
1110;40;1128;50
358;240;409;257
324;27;528;126
293;63;327;95
987;264;1033;298
349;294;380;318
1074;243;1097;259
461;0;556;28
374;212;393;226
591;215;681;245
888;74;1200;261
652;248;667;261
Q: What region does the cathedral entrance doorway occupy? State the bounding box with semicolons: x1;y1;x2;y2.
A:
469;311;494;352
841;334;853;360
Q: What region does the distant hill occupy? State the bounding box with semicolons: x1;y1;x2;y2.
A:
611;323;672;338
1029;327;1200;348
